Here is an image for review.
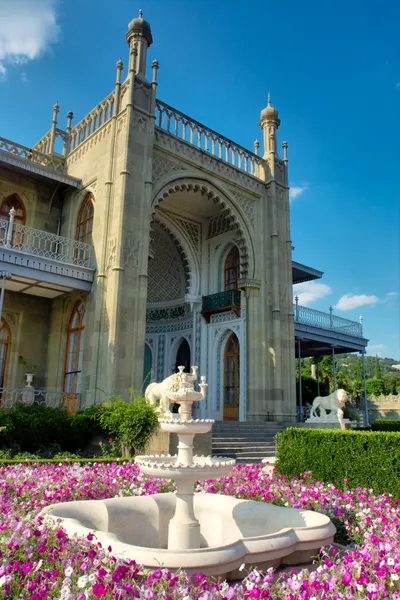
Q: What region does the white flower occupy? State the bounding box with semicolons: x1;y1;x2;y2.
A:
77;575;89;588
88;573;96;582
392;574;399;581
0;576;5;588
65;566;73;577
239;563;246;572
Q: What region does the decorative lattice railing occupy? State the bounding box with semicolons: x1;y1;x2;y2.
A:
202;290;241;320
0;389;81;414
294;303;363;337
0;136;65;172
0;215;92;268
69;91;115;152
155;100;266;178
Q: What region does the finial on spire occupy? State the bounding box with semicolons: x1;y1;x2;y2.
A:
267;92;271;106
139;8;143;17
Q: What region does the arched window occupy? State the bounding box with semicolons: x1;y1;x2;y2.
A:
224;246;240;291
64;302;85;395
0;318;11;388
0;194;26;225
76;194;94;246
223;332;240;421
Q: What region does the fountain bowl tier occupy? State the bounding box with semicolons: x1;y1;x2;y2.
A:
135;454;235;480
157;418;214;435
41;492;336;579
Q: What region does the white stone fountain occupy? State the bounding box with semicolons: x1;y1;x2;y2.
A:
41;365;336;579
136;365;235;550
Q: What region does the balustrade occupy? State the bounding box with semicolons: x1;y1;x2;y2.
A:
202;289;241;322
294;303;363;337
69;91;115;152
155;100;265;179
0;388;81;414
0;210;92;268
0;136;65;172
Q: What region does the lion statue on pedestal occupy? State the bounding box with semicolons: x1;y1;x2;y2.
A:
145;373;181;414
310;389;349;420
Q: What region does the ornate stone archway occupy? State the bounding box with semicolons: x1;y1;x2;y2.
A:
151;175;255;281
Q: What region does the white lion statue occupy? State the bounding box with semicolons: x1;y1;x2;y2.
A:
310;389;349;420
145;373;181;414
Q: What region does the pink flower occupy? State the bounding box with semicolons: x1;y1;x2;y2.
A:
92;582;108;598
342;571;352;586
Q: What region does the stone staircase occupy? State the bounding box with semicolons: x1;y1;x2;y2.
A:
212;421;287;464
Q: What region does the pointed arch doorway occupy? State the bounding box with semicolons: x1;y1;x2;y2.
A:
174;338;191;373
223;332;240;421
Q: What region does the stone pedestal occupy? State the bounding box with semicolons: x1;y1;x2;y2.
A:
138;430;212;457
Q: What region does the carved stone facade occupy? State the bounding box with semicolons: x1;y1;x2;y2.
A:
0;11;297;423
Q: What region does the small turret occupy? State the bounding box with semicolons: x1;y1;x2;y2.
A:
126;9;153;78
259;93;280;161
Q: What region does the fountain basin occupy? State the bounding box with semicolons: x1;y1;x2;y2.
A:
41;492;335;579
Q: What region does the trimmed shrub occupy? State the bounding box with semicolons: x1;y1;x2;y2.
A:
276;427;400;497
70;407;103;450
94;395;159;458
372;420;400;432
3;404;71;452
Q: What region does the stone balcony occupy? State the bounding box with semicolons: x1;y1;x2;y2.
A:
201;290;241;323
294;301;368;355
0;213;94;297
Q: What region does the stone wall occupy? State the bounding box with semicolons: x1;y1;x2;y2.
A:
368;394;400;421
2;291;52;389
0;167;60;232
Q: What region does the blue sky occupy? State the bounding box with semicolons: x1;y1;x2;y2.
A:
0;0;399;359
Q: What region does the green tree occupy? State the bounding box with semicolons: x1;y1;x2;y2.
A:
356;357;362;381
366;378;385;397
375;355;382;379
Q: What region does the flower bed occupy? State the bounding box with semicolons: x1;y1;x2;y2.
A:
1;462;400;598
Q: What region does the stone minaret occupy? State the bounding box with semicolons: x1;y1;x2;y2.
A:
259;93;281;179
126;9;153;78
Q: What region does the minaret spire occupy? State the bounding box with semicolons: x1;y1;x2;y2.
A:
126;9;153;78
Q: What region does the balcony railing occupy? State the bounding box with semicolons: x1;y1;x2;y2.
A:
202;289;241;322
155;100;266;179
0;136;66;172
0;389;81;415
294;301;363;338
0;211;92;268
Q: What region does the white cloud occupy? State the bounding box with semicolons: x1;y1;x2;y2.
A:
293;281;332;306
387;291;399;297
366;344;386;357
334;294;379;311
0;0;60;76
289;185;308;202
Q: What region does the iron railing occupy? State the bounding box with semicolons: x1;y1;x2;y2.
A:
202;289;241;322
0;388;81;414
155;99;267;179
294;303;363;337
0;215;92;268
0;136;65;172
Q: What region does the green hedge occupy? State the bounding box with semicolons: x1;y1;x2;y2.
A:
371;420;400;432
276;427;400;497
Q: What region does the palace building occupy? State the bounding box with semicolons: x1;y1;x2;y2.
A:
0;12;368;422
